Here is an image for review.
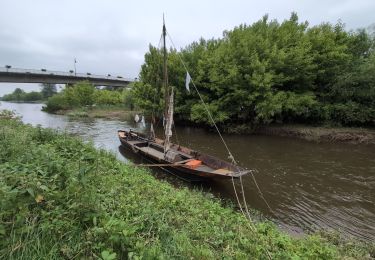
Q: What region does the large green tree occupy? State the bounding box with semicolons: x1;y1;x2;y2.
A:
133;13;375;128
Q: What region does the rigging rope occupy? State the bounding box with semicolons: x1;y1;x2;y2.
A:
166;31;273;218
148;32;165;140
166;31;250;219
166;30;273;260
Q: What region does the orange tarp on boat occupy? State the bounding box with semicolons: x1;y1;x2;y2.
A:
185;159;202;169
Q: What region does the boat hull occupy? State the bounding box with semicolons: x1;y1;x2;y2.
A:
118;130;249;180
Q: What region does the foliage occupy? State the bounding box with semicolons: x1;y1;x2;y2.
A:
1;88;43;102
122;88;136;110
93;89;122;105
0;117;372;259
43;93;69;112
65;81;95;107
44;81;134;112
130;82;160;114
133;13;375;128
40;83;57;99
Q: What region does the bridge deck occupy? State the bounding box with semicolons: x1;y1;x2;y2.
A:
0;67;134;87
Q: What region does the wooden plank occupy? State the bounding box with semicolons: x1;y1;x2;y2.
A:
134;158;195;167
134;163;184;167
138;146;165;160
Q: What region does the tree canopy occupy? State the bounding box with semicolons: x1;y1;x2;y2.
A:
132;13;375;128
40;83;57;99
1;88;43;102
44;81;134;112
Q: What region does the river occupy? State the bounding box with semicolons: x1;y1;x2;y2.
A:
1;101;374;242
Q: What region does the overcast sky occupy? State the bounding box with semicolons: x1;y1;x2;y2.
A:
0;0;374;96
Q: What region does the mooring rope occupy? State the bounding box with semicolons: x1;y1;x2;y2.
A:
165;27;273;260
166;31;273;217
166;32;250;219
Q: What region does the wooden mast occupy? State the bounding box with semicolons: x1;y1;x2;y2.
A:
162;15;172;154
162;15;169;130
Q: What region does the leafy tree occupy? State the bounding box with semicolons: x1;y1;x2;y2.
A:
122;88;135;110
40;83;57;99
1;88;25;101
44;81;128;112
13;88;25;101
123;13;375;127
93;89;122;105
131;82;161;114
23;91;43;102
66;81;95;106
44;93;69;112
328;52;375;125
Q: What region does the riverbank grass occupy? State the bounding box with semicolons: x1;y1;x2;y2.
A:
0;114;372;259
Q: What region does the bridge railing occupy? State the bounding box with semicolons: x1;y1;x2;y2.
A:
0;67;135;82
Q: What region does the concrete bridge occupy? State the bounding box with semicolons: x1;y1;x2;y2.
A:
0;66;134;87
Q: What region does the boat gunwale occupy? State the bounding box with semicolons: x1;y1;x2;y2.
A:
118;129;250;179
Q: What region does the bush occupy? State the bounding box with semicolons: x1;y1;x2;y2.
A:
24;91;43;102
43;93;69;112
1;88;44;102
328;102;375;126
64;81;95;107
44;81;128;112
122;89;136;110
93;89;122;105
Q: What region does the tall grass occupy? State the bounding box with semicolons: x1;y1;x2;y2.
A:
0;114;372;259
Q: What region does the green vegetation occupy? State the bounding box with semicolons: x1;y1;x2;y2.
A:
0;84;57;103
43;81;135;113
1;88;43;102
0;112;373;259
40;83;58;99
132;13;375;129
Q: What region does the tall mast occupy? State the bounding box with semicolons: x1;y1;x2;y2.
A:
162;15;169;126
162;15;173;154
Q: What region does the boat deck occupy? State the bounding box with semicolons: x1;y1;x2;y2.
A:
128;140;147;146
138;146;165;160
136;144;217;173
119;132;241;177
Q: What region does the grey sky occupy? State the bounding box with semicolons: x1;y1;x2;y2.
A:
0;0;374;96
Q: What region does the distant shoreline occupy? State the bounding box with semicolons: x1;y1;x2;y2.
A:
253;125;375;145
0;100;45;104
51;105;375;145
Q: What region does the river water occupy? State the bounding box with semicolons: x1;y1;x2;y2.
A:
1;102;374;242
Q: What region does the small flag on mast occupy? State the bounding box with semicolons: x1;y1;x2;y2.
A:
185;72;191;92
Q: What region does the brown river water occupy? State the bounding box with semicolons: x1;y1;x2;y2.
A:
1;102;374;242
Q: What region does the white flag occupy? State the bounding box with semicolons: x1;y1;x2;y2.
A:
185;72;191;92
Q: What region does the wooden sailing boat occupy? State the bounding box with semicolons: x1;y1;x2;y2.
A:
118;19;249;180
